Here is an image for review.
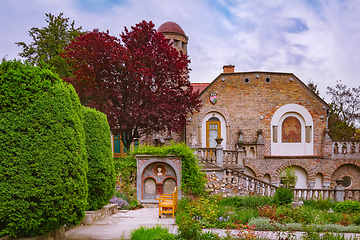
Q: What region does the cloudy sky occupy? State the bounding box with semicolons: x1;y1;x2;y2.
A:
1;0;359;101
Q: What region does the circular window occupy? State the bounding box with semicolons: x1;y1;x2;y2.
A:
265;77;271;83
244;78;250;83
342;176;352;188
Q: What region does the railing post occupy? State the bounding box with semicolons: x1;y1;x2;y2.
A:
215;137;224;167
335;179;345;202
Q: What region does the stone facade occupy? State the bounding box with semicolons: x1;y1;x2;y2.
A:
132;21;360;193
184;66;360;190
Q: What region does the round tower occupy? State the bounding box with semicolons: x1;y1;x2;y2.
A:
157;21;188;55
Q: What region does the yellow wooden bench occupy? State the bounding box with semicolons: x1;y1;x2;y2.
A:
156;186;178;218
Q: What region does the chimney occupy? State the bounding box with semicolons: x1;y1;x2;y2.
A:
223;65;235;73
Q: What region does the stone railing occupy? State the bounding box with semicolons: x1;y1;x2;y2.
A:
292;188;360;202
223;150;242;165
197;148;216;164
332;140;360;159
197;145;277;197
197;148;244;167
228;168;278;197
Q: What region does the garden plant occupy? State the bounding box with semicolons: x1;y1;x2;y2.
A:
0;60;88;237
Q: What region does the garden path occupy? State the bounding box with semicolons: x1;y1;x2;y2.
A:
63;208;360;240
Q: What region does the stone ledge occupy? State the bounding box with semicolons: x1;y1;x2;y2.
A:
264;155;325;159
81;204;118;225
0;226;65;240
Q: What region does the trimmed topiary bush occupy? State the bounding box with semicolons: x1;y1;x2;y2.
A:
273;187;294;205
0;60;88;237
82;106;115;210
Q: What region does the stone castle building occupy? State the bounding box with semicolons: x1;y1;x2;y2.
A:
115;21;360;193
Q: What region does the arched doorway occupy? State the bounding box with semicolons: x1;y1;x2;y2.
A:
206;117;221;147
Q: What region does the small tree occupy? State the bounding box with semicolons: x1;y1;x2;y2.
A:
16;13;83;78
327;81;360;134
82;106;115;210
0;60;87;237
62;21;201;150
280;167;298;189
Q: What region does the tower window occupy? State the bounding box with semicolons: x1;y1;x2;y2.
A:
244;78;250;83
265;77;271;83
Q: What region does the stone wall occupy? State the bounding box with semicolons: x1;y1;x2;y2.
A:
186;71;329;155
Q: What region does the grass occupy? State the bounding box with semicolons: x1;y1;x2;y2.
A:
130;225;174;240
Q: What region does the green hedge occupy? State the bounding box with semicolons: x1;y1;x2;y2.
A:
0;60;88;237
82;106;115;210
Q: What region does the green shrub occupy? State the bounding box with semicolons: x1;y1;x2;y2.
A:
231;208;259;225
0;60;88;237
130;226;170;240
303;199;336;211
114;155;137;204
198;231;221;240
335;200;360;214
151;232;176;240
219;195;273;209
82;106;115;210
274;187;294;205
176;213;202;239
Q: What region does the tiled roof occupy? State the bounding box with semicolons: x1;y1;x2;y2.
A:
191;83;210;93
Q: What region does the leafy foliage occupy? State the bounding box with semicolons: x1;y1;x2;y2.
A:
16;13;83;78
62;20;201;150
307;80;320;96
273;187;294;205
82;106;115;210
219;195;274;209
0;60;87;237
130;225;171;240
327;81;359;139
335;200;360;214
114;155;137;205
280;167;298;188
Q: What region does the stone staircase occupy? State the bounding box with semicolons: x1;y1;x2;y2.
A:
196;148;278;197
196;147;360;201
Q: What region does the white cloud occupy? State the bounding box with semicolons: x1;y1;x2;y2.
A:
1;0;359;101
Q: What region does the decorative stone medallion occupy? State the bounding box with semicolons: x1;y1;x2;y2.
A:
210;93;217;105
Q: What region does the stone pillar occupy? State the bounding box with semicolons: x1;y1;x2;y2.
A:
334;179;344;202
216;137;224;167
323;129;332;159
257;129;265;158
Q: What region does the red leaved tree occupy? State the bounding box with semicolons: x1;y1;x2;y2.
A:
62;21;201;150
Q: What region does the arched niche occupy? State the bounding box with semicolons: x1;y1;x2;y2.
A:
271;104;313;156
136;155;182;204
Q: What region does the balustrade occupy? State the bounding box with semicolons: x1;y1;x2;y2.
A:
332;141;360;159
197;148;216;164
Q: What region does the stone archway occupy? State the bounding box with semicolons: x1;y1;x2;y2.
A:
136;155;182;204
331;164;360;189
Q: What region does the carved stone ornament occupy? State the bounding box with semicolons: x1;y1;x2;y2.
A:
210;93;217;105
